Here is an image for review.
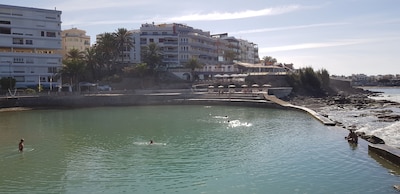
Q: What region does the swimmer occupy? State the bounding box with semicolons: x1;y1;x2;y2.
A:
149;140;154;144
345;130;358;144
19;138;24;152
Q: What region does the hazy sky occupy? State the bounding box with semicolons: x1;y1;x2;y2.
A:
3;0;400;76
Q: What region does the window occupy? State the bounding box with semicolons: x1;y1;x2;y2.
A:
159;38;164;43
25;40;33;45
0;20;10;24
26;58;34;63
13;57;24;63
0;27;11;34
152;32;158;35
12;38;23;44
14;76;25;82
48;67;57;73
41;31;45;37
149;38;154;43
46;32;56;37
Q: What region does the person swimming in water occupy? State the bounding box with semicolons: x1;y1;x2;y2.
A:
345;130;358;144
19;138;24;152
149;140;154;144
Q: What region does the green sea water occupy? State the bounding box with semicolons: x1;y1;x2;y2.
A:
0;105;399;193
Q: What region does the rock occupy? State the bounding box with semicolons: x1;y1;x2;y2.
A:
361;135;385;144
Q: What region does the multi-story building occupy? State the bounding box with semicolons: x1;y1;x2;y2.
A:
96;22;260;78
137;23;220;68
61;27;90;59
212;33;259;64
238;39;259;64
0;4;62;89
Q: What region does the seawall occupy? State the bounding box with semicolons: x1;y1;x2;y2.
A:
0;92;284;109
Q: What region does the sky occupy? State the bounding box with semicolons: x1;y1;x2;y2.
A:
3;0;400;76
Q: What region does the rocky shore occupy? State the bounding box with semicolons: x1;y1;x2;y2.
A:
289;93;400;146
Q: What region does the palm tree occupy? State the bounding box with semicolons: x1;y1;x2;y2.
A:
141;42;163;71
84;47;99;81
66;48;85;61
113;28;133;65
96;32;118;76
61;49;87;90
184;57;203;81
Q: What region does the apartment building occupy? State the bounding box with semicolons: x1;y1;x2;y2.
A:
212;33;259;64
61;27;90;59
0;4;62;89
138;23;220;68
96;23;260;70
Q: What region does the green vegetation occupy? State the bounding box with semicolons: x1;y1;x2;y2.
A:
25;88;36;94
262;56;277;65
140;42;163;71
184;57;203;81
286;67;331;97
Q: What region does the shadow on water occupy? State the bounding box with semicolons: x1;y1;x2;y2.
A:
368;150;400;176
348;142;358;150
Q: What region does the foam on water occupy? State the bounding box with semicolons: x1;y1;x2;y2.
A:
360;122;400;148
227;119;252;128
133;142;167;146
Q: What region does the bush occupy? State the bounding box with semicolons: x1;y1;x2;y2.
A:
25;88;36;94
286;67;331;97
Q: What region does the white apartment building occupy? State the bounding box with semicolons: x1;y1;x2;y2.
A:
212;33;259;64
238;39;259;64
138;23;220;68
0;4;62;89
61;27;90;59
97;23;260;72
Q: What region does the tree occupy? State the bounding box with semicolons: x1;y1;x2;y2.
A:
61;49;87;90
96;32;118;76
66;48;85;61
224;50;237;63
84;47;100;81
122;63;149;78
262;56;277;65
286;67;330;97
184;57;203;81
141;42;163;71
0;77;16;90
113;28;133;65
317;68;330;91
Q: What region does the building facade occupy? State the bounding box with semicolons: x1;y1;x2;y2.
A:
61;27;90;59
136;23;220;68
0;4;62;89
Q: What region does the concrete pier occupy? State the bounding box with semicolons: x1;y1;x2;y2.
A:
263;94;336;126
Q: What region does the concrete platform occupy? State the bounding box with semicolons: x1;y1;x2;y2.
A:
368;144;400;166
263;94;336;126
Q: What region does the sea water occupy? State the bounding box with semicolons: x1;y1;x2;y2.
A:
0;105;399;193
